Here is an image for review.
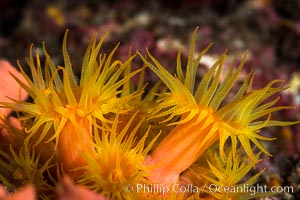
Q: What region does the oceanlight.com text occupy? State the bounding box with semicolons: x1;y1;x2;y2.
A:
125;183;294;196
207;183;294;196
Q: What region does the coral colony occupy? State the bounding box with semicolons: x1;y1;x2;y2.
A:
0;28;298;199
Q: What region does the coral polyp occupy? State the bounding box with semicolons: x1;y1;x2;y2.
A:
140;28;298;187
1;31;143;176
7;31;141;145
0;29;298;199
77;112;159;199
0;144;55;198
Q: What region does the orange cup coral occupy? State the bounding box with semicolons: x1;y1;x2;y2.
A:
140;29;298;190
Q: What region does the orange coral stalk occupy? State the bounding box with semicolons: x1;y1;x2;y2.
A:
0;60;28;145
144;109;219;186
0;60;28;118
57;116;94;176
